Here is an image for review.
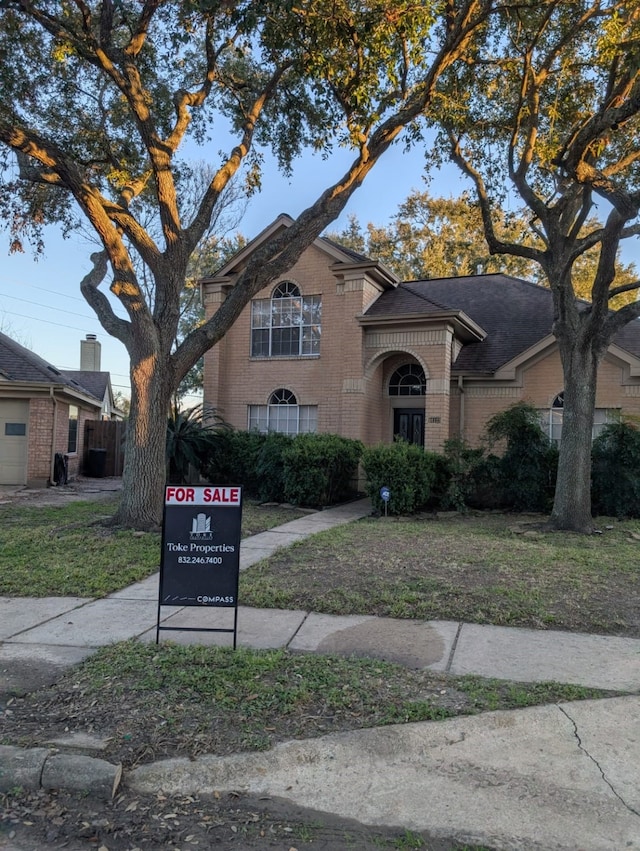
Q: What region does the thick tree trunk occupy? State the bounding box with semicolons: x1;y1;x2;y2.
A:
548;343;599;533
113;353;172;529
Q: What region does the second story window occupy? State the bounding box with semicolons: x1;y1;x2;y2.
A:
251;281;321;358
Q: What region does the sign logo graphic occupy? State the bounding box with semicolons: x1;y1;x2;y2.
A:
190;512;214;540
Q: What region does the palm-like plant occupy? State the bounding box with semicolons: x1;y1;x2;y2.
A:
166;403;228;484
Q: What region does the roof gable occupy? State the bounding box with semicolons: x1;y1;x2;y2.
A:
200;213;398;289
0;331;102;402
63;370;111;402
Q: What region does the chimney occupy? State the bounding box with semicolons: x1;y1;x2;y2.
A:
81;334;101;371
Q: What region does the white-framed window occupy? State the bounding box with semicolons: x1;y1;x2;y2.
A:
539;392;611;443
248;389;318;435
67;405;78;453
389;363;426;396
251;281;321;358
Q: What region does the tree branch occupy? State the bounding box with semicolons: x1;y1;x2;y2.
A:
79;250;131;347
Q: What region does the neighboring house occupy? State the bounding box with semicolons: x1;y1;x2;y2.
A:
201;214;640;452
64;335;123;422
0;332;121;486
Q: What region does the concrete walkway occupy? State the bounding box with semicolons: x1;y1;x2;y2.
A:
1;491;640;849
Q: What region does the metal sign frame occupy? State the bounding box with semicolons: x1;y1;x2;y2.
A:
156;484;243;648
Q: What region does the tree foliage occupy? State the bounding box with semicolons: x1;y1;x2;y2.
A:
0;0;495;527
328;192;538;280
327;190;638;304
428;0;640;531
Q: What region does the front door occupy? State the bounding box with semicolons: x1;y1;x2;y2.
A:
393;408;425;447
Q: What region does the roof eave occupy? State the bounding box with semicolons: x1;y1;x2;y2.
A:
0;380;103;407
358;310;486;343
329;260;399;289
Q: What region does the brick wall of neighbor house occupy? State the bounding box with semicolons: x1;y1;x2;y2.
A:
26;397;55;486
50;401;96;481
23;397;98;486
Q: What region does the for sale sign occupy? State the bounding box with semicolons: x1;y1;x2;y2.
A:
159;485;243;607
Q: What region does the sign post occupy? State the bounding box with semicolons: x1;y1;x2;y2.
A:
156;485;243;647
380;486;390;517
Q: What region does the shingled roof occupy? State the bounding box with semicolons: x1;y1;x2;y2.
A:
363;273;640;374
62;370;111;402
0;331;102;401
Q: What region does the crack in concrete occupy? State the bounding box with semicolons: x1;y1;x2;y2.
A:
445;622;463;673
558;705;640;819
286;611;309;648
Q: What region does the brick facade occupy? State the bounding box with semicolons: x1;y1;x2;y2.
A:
201;216;640;453
20;395;99;486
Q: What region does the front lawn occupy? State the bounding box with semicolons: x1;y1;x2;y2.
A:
0;497;307;597
240;512;640;636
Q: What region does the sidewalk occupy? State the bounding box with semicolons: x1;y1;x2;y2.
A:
1;496;639;692
1;494;640;849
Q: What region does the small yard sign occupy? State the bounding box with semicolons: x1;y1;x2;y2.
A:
380;486;390;517
156;485;243;646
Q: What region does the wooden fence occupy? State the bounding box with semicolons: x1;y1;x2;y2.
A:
83;420;126;477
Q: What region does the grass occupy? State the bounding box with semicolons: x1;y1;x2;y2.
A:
2;641;614;767
239;513;640;636
0;498;632;850
0;497;307;597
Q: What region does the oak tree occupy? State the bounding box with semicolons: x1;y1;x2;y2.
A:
329;190;638;302
0;0;494;527
431;0;640;531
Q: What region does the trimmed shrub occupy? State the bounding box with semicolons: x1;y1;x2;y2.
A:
362;440;438;515
437;437;500;512
282;433;364;507
485;402;557;512
200;429;266;496
255;432;294;502
592;420;640;518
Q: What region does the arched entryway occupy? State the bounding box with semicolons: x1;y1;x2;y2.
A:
389;363;426;447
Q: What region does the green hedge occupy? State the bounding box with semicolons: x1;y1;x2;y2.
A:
283;433;363;507
485;402;558;512
592;420;640;518
200;430;266;496
362;440;438;515
201;430;362;507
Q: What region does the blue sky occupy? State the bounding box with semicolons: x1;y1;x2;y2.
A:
2;138;639;404
0;139;452;402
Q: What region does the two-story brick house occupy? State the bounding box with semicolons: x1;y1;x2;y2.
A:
201;214;640;451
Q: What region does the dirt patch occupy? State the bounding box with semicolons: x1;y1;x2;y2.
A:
1;786;480;850
0;666;471;770
0;654;485;849
0;477;123;508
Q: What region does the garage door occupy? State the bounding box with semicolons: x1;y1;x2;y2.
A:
0;400;29;485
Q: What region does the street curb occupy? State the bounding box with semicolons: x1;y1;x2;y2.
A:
0;745;122;798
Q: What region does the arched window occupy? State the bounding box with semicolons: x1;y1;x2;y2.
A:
251;281;321;358
388;363;426;396
549;392;564;443
540;391;611;443
248;388;318;435
272;282;300;298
